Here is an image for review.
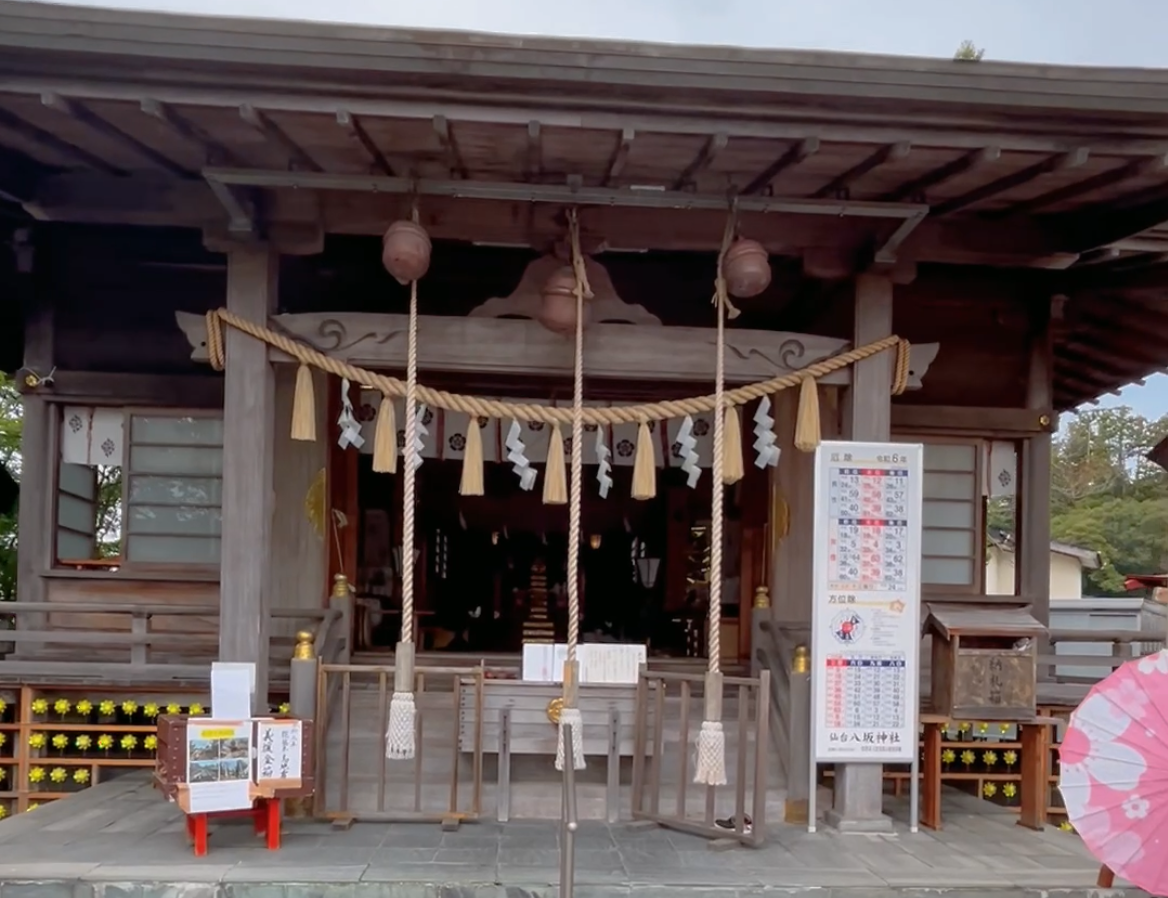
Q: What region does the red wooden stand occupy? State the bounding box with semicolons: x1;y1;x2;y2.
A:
184;797;281;856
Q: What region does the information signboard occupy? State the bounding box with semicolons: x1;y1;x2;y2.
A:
810;440;923;764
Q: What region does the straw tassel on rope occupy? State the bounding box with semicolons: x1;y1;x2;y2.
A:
372;396;398;473
460;418;484;496
722;406;744;486
794;376;821;453
543;423;568;505
631;422;657;501
290;364;316;442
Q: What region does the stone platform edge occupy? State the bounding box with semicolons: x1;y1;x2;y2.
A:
0;881;1152;898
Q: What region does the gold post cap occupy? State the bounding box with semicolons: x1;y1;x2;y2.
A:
293;630;315;660
331;573;352;598
753;585;771;609
792;644;810;674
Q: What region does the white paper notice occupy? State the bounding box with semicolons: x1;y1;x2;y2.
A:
211;662;255;719
187;780;252;814
257;720;303;785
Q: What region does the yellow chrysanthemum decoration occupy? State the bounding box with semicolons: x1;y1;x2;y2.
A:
144;735;158;751
977;723;989;736
49;767;66;784
958;722;971;733
96;734;113;751
73;768;90;784
144;703;160;718
1059;820;1074;832
120;735;137;752
0;699;6;715
166;703;181;715
1003;750;1018;769
983;750;998;767
941;749;956;765
51;734;68;751
121;700;138;716
75;735;92;751
99;700;115;716
0;732;7;749
53;699;70;717
982;782;997;798
76;700;93;715
999;723;1010;735
279;703;291;715
960;750;975;768
0;768;6;782
28;766;45;783
27;802;40;812
30;699;48;715
1003;783;1017;799
0;805;6;820
28;732;46;750
189;703;205;716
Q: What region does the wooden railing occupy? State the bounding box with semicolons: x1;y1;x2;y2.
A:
1037;627;1165;708
0;601;343;686
755;619;810;823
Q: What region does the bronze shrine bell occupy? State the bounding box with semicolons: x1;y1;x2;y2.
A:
381;220;432;285
538;266;588;335
723;238;771;298
924;604;1045;721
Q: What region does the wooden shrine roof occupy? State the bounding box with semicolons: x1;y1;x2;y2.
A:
1;1;1168;409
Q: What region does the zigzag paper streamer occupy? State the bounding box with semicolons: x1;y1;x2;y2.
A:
410;402;430;471
506;419;537;491
677;415;701;488
595;428;613;499
752;396;780;469
337;378;365;450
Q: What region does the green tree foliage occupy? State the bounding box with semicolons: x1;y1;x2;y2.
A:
988;407;1168;596
954;40;985;61
0;373;19;601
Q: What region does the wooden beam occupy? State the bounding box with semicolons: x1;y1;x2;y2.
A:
204;175;257;235
1054;193;1168;255
1074;247;1121;266
1055;345;1151;381
19;370;224;407
525;120;542;182
891;405;1053;435
1018;301;1053;628
140;99;237;167
671;133;728;191
432;115;469;180
879;147;999;203
1001;154;1168;217
811;142;910;200
239;104;321;172
1062;331;1165;369
601;128;634;187
219;243;278;707
741;137;819;196
174;309;941;391
0;105;123;175
932;148;1090;216
41;92;192;178
336;109;394;176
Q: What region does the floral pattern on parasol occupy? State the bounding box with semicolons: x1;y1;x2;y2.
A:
1059;648;1168;894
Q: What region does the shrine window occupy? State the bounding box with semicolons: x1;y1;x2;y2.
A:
920;440;983;591
54;407;223;569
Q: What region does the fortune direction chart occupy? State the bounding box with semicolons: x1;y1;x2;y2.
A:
810;441;923;763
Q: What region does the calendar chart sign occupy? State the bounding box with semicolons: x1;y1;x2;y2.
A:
810;441;923;763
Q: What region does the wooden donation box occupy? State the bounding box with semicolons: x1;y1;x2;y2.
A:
925;605;1045;721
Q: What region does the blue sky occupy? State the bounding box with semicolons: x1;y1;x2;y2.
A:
32;0;1168;420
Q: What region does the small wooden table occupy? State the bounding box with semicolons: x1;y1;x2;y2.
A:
185;797;281;857
920;713;1056;831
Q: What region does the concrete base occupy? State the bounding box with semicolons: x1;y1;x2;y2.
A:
824;808;894;833
827;763;892;832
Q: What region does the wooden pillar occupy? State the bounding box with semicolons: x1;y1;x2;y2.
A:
1018;301;1053;627
219;244;278;709
828;273;894;833
14;232;51;634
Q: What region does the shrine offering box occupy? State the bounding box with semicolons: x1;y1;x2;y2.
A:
155;715;316;803
924;605;1045;721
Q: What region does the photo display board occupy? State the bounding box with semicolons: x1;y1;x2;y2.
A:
811;441;923;763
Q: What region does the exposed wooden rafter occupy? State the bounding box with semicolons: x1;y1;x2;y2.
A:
336;109;394;177
432;115;469;181
526;121;542;182
740;137;819;196
1073;247;1121;267
42;93;192;178
601;128;634;186
880;146;999;203
140;99;239;167
0;104;123;175
812;142;910;200
239;104;322;172
932;148;1089;217
1056;344;1150;381
670;133;727;191
1001;154;1168;217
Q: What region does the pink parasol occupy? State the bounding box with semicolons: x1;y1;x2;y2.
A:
1059;649;1168;894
